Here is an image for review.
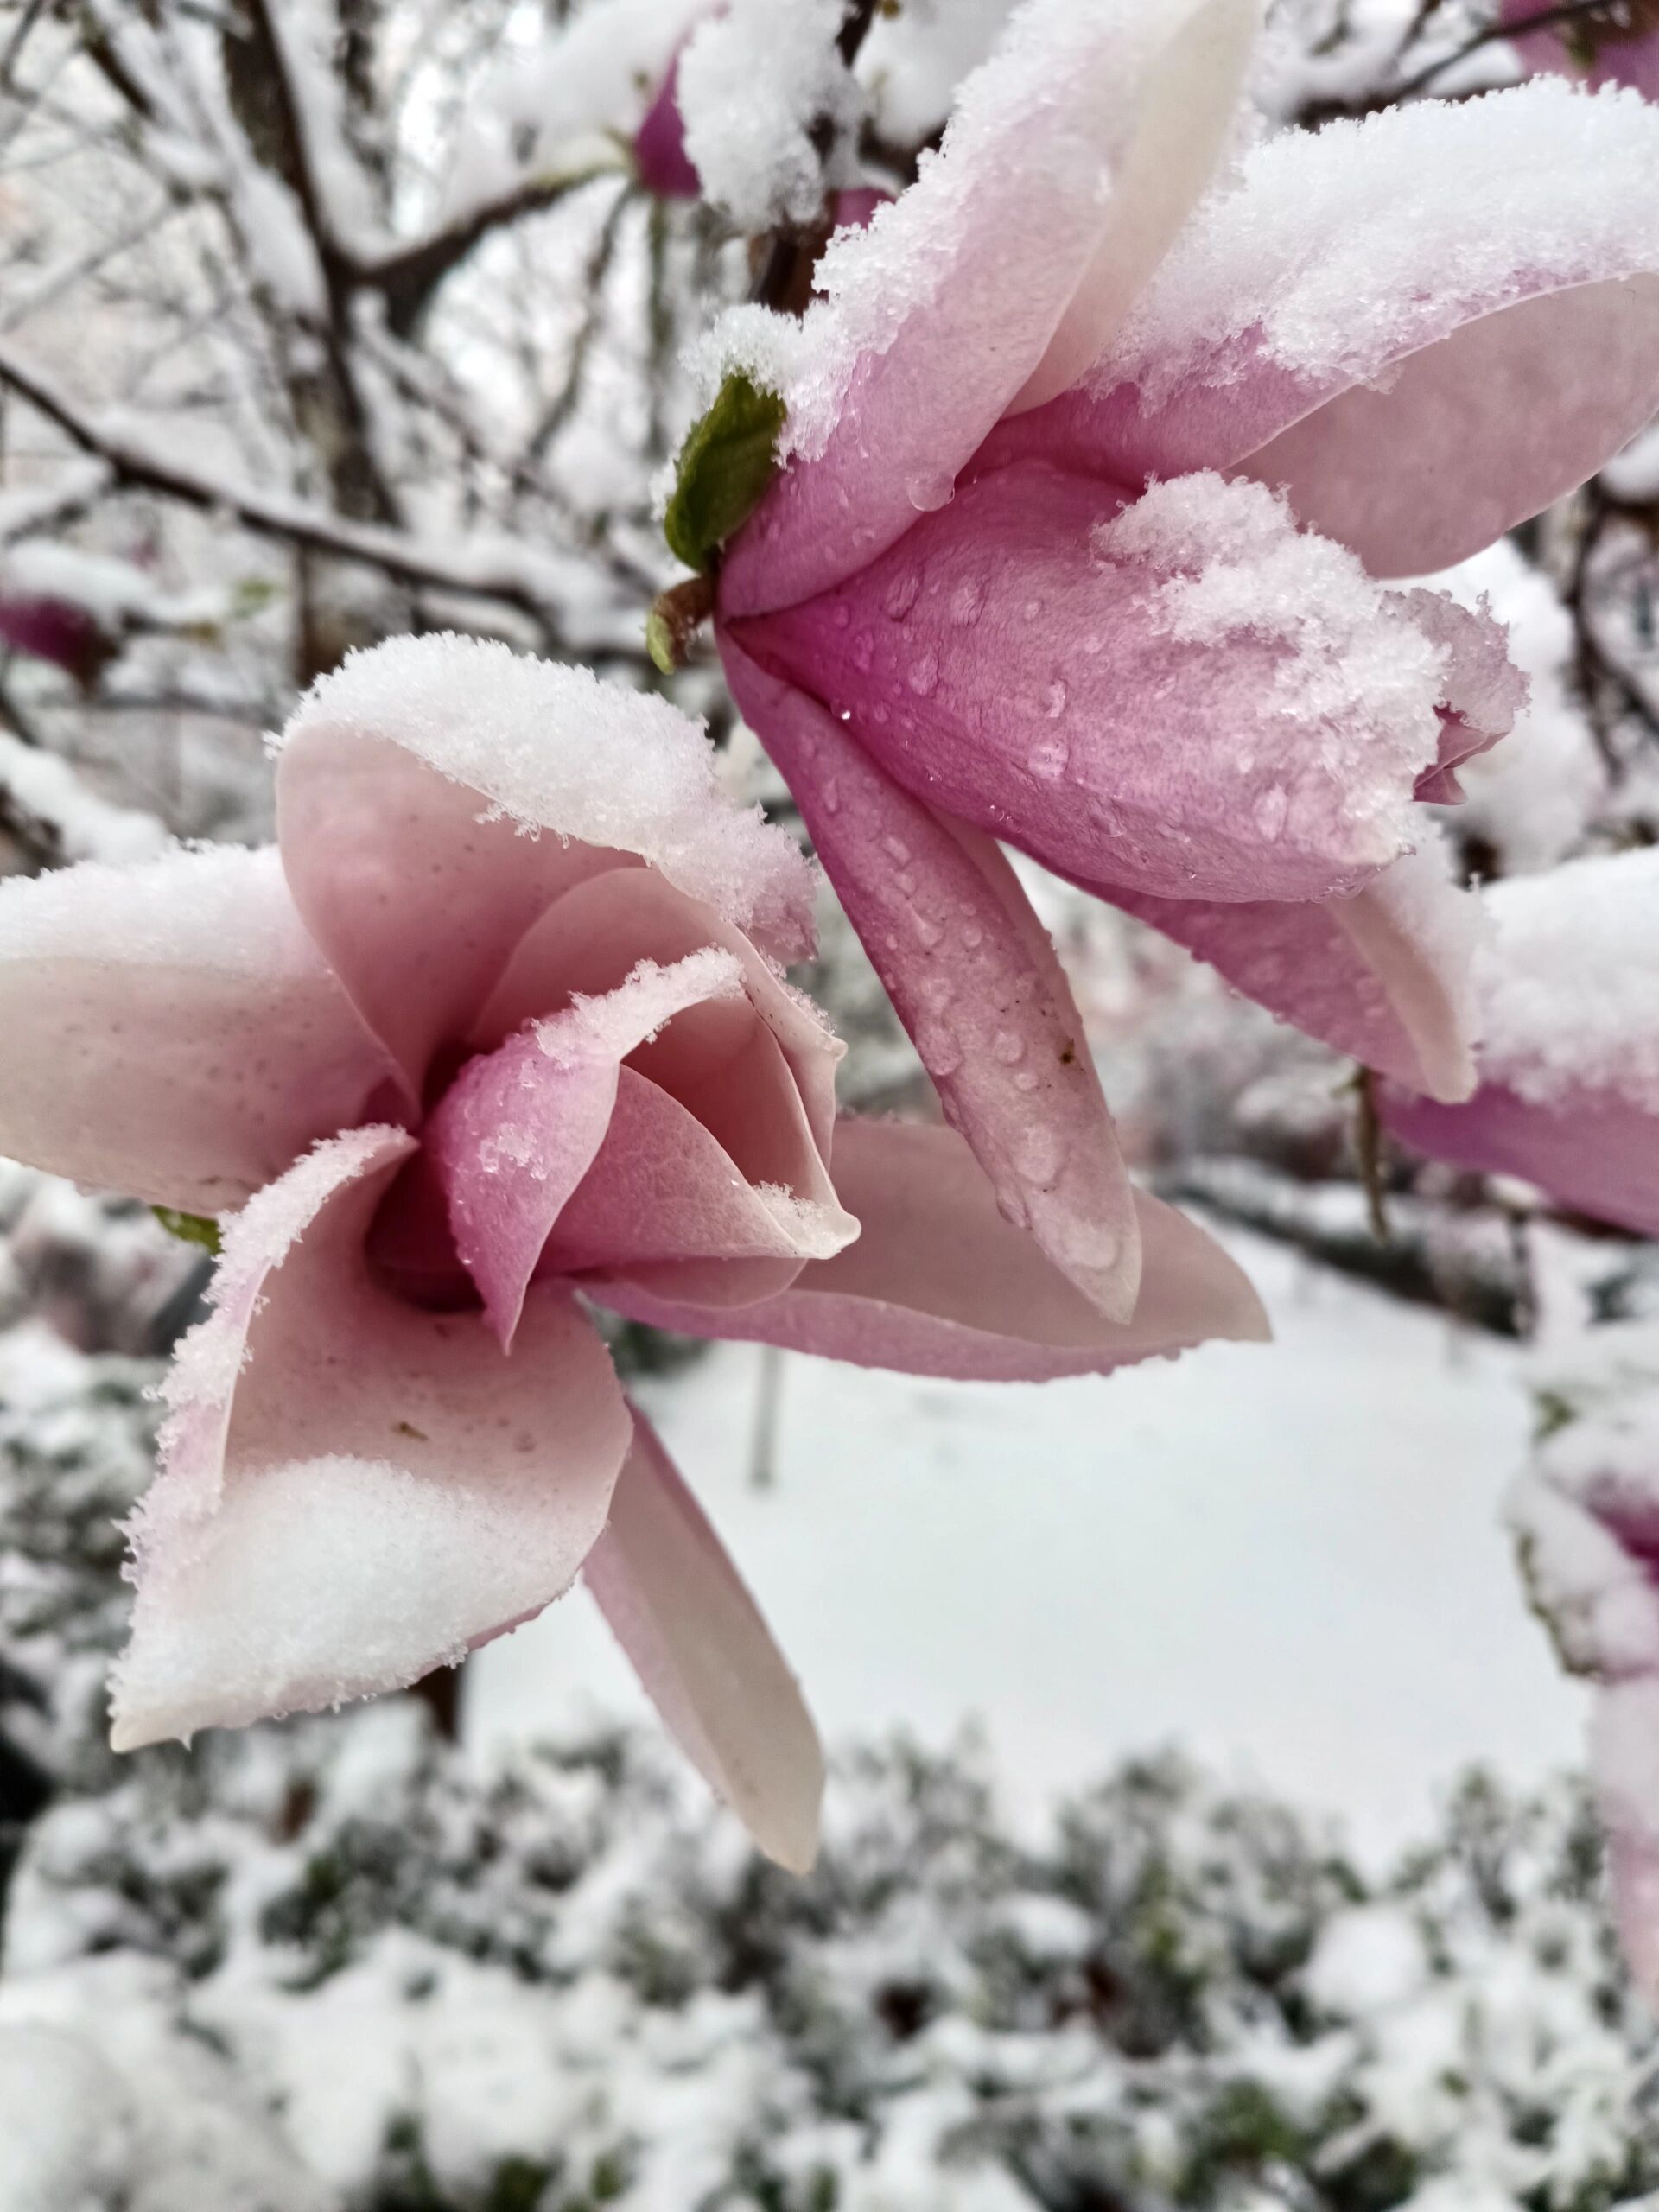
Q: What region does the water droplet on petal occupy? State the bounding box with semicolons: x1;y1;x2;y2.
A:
906;470;955;512
852;630;874;673
820;779;841;814
909;648;940;698
881;835;911;863
993;1029;1025;1065
962;922;983;950
1031;733;1069;780
1016;1124;1065;1185
884;569;921;620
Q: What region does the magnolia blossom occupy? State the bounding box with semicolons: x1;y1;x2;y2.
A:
1508;1311;1659;2002
693;0;1659;1322
1502;0;1659;99
1380;848;1659;1238
634;47;702;197
0;633;1265;1868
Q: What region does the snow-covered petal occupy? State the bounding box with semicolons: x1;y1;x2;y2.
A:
473;867;843;1164
432;948;853;1343
1379;847;1659;1229
722;637;1141;1321
738;469;1450;906
276;638;815;1083
1503;0;1659;102
113;1127;631;1749
584;1414;823;1872
0;844;392;1212
595;1118;1268;1382
994;82;1659;575
1097;832;1484;1103
543;1066;854;1309
717;0;1255;617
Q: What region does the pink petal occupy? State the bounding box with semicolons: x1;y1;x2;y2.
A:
985;83;1659;575
594;1117;1268;1382
634;49;702;198
1379;846;1659;1229
1094;832;1483;1103
734;467;1448;907
719;0;1255;618
112;1128;631;1748
276;637;816;1086
1594;1681;1659;2006
431;948;854;1344
1400;588;1529;806
721;635;1141;1321
545;1066;855;1308
473;866;842;1164
0;844;393;1212
584;1413;823;1871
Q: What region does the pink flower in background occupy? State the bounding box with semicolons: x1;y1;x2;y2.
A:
0;633;1265;1868
633;47;703;198
1380;848;1659;1239
1509;1332;1659;2003
693;0;1659;1324
1502;0;1659;99
0;593;106;685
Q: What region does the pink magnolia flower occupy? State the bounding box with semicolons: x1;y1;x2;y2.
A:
1509;1339;1659;2000
634;47;703;198
0;593;107;686
1379;848;1659;1237
0;632;1265;1867
693;0;1659;1321
1502;0;1659;99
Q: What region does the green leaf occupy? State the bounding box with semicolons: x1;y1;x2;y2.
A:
153;1205;222;1255
664;372;786;575
645;603;678;675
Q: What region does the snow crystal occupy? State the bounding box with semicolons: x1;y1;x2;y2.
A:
1096;473;1445;751
285;636;816;960
1476;846;1659;1110
678;0;859;230
535;948;744;1067
1100;78;1659;404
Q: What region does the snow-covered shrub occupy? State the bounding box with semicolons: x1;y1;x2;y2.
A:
3;1702;1655;2212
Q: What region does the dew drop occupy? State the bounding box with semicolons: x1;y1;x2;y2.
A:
992;1029;1025;1066
906;470;955;512
881;834;911;863
1016;1124;1065;1185
833;603;851;629
1031;733;1069;781
962;922;983;950
995;1187;1030;1230
820;779;841;814
852;630;874;673
1044;679;1068;719
1014;1068;1039;1092
883;569;921;620
950;576;987;626
908;648;940;698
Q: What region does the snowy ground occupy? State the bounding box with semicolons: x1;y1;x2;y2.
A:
473;1223;1588;1864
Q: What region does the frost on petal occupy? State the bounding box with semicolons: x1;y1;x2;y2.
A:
0;844;391;1212
741;470;1447;906
1380;848;1659;1231
432;948;854;1342
114;1129;630;1749
585;1414;823;1872
721;638;1142;1321
715;0;1256;617
430;949;744;1344
1399;588;1529;804
281;633;816;964
595;1118;1268;1382
1098;828;1484;1103
1016;82;1659;574
474;868;843;1163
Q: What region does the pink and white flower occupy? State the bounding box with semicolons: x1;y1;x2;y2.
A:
1502;0;1659;101
0;632;1265;1867
691;0;1659;1322
1380;847;1659;1239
